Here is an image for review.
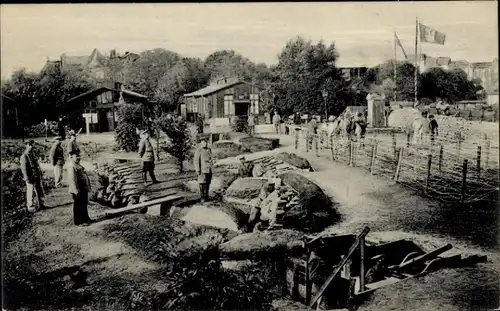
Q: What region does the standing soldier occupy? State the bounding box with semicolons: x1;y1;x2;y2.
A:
194;137;213;202
138;130;159;185
247;113;255;136
272;111;281;134
20;140;46;212
307;116;318;149
57;116;66;140
67;150;93;226
67;130;80;158
49;136;65;187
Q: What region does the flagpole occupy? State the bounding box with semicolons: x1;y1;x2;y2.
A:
414;17;419;107
394;30;397;102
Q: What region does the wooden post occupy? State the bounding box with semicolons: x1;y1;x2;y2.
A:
476;146;481;181
315;134;319;157
456;134;462;163
348;139;353;166
156;128;161;161
406;131;411;149
370;143;377;175
330;134;335;161
295;129;299;150
391;130;397;160
391;131;397;171
359;235;366;291
438;145;444;175
394;147;404;182
484;139;490;170
425;154;432;194
305;250;311;304
306;131;309;153
461;159;468;203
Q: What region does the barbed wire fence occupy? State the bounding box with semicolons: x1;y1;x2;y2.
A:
292;127;499;205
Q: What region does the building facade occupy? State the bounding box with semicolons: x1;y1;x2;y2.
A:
45;49;140;88
67;85;148;133
183;78;264;126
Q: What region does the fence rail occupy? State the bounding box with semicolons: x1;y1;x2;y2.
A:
292;128;499;204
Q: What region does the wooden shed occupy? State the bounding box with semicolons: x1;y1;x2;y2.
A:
67;85;149;133
183;77;264;126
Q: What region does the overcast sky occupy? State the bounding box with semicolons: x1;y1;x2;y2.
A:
1;2;498;79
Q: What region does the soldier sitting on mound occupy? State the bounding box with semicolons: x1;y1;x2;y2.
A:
237;156;254;178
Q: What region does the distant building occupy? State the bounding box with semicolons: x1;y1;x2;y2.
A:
471;58;498;92
335;58;378;80
67;84;148;133
44;49;140;87
183;77;264;127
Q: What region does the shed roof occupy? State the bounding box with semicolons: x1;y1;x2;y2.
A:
67;87;146;103
184;80;260;97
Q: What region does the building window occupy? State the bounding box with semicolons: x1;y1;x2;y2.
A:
250;94;259;114
224;95;233;116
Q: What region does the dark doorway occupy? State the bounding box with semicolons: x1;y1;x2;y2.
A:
234;102;250;116
98;110;109;132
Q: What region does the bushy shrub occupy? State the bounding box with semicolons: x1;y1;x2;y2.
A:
195;114;205;134
23;121;59;138
231;117;248;133
155;115;192;172
115;104;143;152
1;140;50;165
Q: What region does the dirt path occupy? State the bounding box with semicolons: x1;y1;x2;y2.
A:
225;134;500;310
4;184;168;310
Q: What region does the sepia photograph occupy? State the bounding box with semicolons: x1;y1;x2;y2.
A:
1;2;498;311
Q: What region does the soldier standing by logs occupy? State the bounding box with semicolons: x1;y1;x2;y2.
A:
138;129;159;186
67;150;93;226
20;140;46;212
49;136;65;187
194;137;213;202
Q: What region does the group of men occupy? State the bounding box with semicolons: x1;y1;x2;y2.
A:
21;130;93;226
412;112;439;145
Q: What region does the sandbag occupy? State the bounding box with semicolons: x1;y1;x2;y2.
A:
239;137;279;152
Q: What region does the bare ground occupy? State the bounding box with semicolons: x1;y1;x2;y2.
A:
4;132;499;311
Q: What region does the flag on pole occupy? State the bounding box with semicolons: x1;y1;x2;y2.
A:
394;32;408;59
418;23;446;45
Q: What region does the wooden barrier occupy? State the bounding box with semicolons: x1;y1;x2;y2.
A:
105;194;185;217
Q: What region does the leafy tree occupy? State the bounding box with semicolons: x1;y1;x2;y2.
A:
419;67;482;102
370;60;418;101
115;103;143;152
204;50;256;82
270;36;345;116
1;69;41;126
126;49;181;99
155;58;209;112
155;115;192;172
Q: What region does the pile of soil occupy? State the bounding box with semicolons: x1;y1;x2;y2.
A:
212;141;250;161
172;201;248;231
239;137;280;153
219;229;305;260
224;178;270;199
278;172;341;232
275;152;313;170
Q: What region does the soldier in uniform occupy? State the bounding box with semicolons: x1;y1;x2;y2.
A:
138;129;159;185
193;137;213;202
20;140;46;212
67;150;93;226
237;156;254;178
49;136;65;187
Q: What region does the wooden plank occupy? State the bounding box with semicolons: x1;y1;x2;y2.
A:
104;194;184;216
363;277;403;292
309;227;370;308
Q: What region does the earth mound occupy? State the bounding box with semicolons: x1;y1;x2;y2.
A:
239;137;279;152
